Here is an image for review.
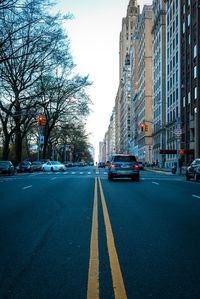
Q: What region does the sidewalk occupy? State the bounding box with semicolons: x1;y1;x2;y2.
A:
145;166;186;176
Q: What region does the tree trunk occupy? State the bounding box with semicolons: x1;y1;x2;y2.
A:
2;135;10;160
15;130;23;163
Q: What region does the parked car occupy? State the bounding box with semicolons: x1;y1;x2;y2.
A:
42;161;66;172
186;158;200;181
98;162;105;168
16;161;32;173
30;161;43;172
0;160;15;175
108;154;140;181
64;161;73;167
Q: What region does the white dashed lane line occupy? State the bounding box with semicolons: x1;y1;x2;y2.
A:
192;194;200;199
22;185;32;190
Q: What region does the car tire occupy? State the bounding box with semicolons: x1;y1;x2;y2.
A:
194;173;199;182
132;175;140;182
186;173;190;181
108;175;113;181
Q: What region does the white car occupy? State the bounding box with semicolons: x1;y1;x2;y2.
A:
42;161;66;172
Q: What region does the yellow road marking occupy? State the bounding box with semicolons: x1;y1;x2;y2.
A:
98;177;128;299
87;177;99;299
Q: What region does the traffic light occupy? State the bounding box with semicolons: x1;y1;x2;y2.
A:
37;115;46;126
179;149;185;156
145;124;148;132
140;123;145;132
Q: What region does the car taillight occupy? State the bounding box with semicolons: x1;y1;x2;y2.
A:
133;164;139;169
111;164;117;168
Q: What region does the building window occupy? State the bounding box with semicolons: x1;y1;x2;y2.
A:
194;66;197;79
188;92;191;104
182;22;185;34
194;87;197;99
188;34;190;45
183;96;185;107
187;14;190;26
194;44;197;58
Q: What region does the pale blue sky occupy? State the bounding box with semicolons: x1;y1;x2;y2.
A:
56;0;152;160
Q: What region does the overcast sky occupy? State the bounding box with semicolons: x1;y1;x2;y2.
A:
56;0;152;160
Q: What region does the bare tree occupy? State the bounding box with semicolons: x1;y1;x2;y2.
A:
35;71;92;159
0;0;74;162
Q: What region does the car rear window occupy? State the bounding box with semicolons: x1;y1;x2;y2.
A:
113;155;136;162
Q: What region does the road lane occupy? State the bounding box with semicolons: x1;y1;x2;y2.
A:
1;170;200;298
98;177;127;299
0;176;95;299
101;178;200;298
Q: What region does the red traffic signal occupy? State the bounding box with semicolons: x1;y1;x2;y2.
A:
140;123;145;132
37;115;46;126
179;149;185;156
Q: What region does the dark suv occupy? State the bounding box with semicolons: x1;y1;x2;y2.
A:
186;159;200;181
108;154;140;181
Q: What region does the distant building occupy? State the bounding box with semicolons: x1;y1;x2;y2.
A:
118;0;139;153
136;5;153;163
152;0;166;166
163;0;181;168
129;29;139;157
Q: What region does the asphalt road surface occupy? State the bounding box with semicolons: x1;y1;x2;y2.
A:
1;166;200;299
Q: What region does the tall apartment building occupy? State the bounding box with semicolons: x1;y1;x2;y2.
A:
137;5;153;163
164;0;181;168
130;30;139;156
114;86;122;153
152;0;166;166
120;54;131;152
119;0;139;80
180;0;200;164
118;0;139;153
98;141;105;162
107;111;115;160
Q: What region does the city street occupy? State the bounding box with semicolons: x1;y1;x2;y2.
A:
1;166;200;299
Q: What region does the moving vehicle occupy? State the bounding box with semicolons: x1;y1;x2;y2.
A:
98;162;105;168
0;160;15;175
108;154;140;181
42;161;66;172
186;159;200;181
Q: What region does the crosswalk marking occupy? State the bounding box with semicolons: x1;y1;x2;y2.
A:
25;171;108;176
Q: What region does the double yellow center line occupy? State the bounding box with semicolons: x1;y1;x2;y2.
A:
87;177;127;299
